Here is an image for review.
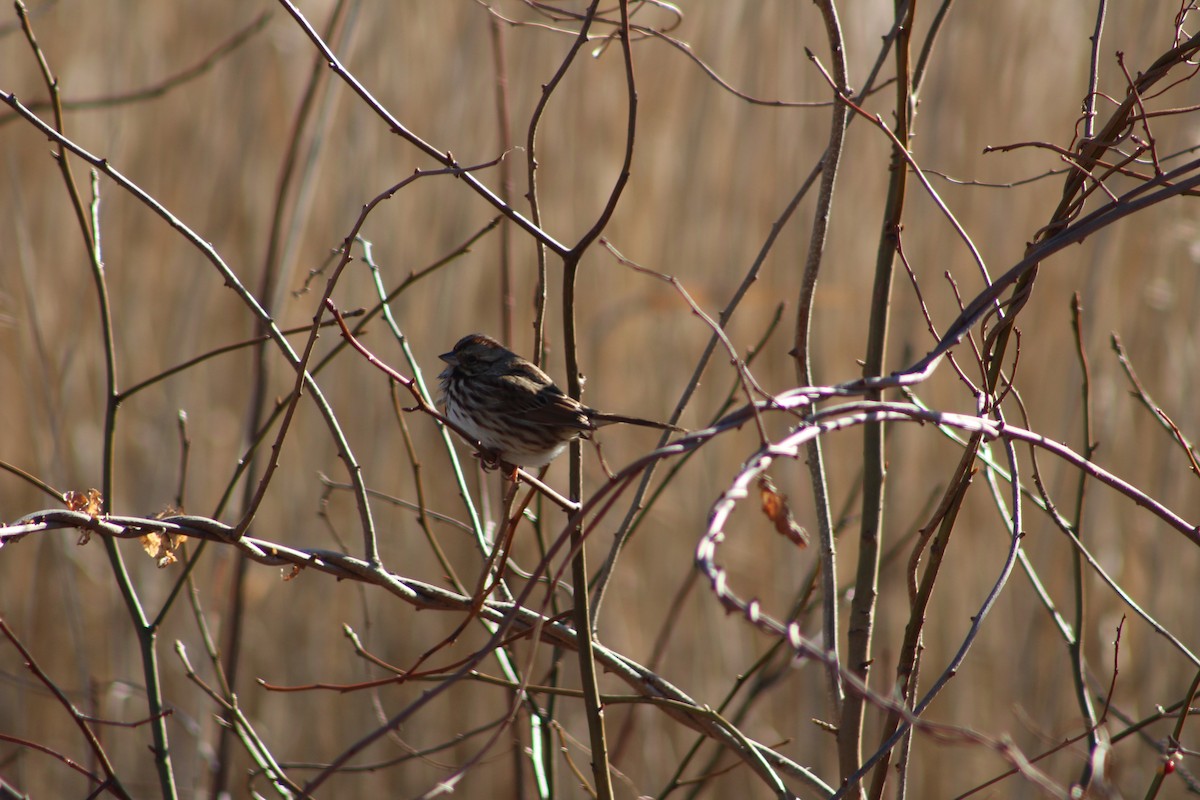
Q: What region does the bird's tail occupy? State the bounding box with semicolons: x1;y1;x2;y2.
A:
591;412;686;433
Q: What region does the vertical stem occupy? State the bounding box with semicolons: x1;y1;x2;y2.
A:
799;0;851;716
839;0;914;793
1068;294;1100;788
490;14;516;345
91;179;178;798
563;254;614;800
556;1;633;786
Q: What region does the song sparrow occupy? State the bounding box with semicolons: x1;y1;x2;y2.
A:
438;333;683;468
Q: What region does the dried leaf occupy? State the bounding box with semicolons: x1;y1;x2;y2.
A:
141;529;187;568
64;488;103;517
758;475;809;548
64;489;104;545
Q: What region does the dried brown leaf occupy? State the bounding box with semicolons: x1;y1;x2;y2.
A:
758;475;809;548
64;489;104;544
64;489;103;517
141;529;187;568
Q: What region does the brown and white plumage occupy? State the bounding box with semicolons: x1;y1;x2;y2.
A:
437;333;681;468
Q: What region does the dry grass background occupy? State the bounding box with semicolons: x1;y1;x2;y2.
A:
2;1;1200;798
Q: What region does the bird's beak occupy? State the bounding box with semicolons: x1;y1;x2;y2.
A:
439;350;457;365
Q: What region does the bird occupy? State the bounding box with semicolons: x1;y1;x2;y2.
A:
437;333;683;469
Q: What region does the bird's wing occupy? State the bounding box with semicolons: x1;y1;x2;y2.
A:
496;370;592;431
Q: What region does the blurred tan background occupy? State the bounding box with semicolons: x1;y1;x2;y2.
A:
2;1;1199;797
